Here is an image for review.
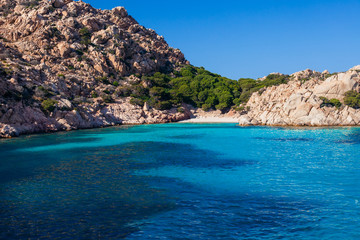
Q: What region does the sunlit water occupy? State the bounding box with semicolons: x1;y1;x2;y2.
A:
1;124;360;239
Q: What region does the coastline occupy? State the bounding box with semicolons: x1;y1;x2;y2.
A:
2;104;360;139
179;116;239;123
2;119;360;140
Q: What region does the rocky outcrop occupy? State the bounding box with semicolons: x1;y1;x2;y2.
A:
0;0;189;137
239;66;360;126
0;98;191;137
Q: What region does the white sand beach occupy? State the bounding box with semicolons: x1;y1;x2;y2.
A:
179;109;240;123
180;116;239;123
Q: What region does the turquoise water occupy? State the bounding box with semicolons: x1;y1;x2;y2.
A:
1;124;360;239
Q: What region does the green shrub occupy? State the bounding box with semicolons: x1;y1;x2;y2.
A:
91;91;98;98
101;94;114;103
0;65;13;78
320;97;342;109
237;75;290;104
215;102;228;112
116;86;132;97
95;76;109;84
300;77;311;83
113;81;119;86
36;86;54;98
177;107;185;113
41;99;57;112
344;90;360;109
329;98;342;109
234;106;245;112
154;100;172;110
116;66;291;111
202;103;212;111
323;73;338;79
130;97;144;106
79;27;91;45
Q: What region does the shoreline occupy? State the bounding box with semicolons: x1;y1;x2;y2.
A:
2;121;360;139
179;116;239;123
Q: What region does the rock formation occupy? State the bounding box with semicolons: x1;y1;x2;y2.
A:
239;66;360;126
0;0;190;137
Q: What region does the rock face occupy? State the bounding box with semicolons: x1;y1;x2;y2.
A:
0;0;189;137
239;66;360;126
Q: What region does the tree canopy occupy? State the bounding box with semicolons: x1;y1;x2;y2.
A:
120;65;291;112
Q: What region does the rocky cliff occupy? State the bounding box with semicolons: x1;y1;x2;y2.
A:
0;0;190;137
239;66;360;126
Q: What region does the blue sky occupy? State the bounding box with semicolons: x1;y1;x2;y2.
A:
84;0;360;79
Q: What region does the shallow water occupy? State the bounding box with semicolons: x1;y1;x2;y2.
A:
1;124;360;239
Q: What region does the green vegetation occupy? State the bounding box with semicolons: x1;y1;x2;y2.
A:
329;99;342;109
122;65;290;111
34;86;53;99
324;72;339;79
91;91;98;98
237;74;290;104
41;99;57;112
344;90;360;109
177;107;185;113
300;77;311;83
95;76;109;84
79;27;92;46
102;94;114;103
320;97;342;109
113;81;119;87
38;86;49;94
0;64;13;78
124;66;239;111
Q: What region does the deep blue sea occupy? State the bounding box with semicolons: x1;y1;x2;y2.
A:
1;123;360;239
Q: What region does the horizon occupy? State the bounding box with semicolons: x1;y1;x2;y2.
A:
83;0;360;80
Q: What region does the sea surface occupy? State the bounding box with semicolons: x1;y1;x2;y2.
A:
1;124;360;239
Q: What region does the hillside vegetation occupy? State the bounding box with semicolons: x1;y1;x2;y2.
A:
124;65;291;112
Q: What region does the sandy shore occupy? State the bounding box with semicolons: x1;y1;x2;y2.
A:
179;116;240;123
179;108;240;123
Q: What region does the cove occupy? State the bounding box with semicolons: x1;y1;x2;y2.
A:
1;124;360;239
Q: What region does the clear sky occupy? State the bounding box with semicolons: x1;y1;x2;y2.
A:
84;0;360;79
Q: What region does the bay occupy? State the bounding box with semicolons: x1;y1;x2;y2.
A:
1;124;360;239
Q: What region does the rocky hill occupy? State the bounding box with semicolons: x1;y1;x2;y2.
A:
0;0;190;137
239;66;360;126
